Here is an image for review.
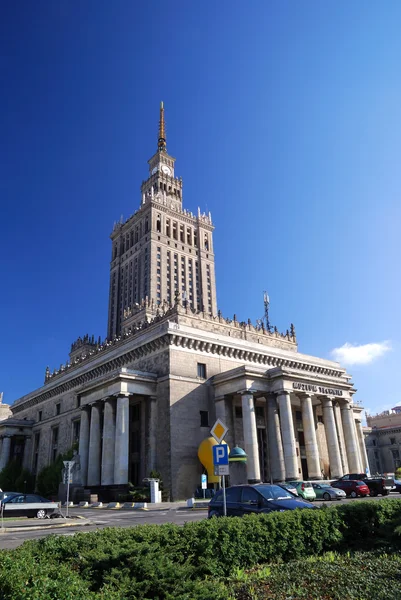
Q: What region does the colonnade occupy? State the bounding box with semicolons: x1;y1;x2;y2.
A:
239;391;369;482
78;394;157;487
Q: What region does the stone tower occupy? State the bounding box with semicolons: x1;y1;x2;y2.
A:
107;103;217;338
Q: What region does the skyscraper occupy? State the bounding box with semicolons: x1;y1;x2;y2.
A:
108;103;217;338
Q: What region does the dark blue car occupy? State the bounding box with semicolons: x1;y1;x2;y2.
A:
207;483;317;518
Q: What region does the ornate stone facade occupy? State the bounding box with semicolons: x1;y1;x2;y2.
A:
364;406;401;474
0;104;366;500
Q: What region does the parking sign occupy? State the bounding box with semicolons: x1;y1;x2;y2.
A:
213;444;228;466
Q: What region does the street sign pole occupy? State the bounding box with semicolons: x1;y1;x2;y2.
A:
63;461;74;518
222;474;227;516
66;467;70;518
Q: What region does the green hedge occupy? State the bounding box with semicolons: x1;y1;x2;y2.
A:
230;551;401;600
0;499;401;599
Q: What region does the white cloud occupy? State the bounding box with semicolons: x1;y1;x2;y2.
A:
330;341;392;366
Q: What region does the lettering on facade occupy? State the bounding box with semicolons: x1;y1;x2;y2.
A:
292;382;343;396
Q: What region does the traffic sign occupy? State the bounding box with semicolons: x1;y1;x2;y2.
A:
214;464;229;476
201;474;207;490
210;419;228;444
213;444;229;466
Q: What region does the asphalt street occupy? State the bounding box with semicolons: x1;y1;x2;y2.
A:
0;493;400;550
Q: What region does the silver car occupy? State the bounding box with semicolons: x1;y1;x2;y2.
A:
311;482;346;501
277;482;298;496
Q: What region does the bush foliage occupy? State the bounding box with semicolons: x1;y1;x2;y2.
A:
0;459;35;493
0;499;400;599
231;550;401;600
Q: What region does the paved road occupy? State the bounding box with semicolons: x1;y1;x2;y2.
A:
1;493;400;550
0;508;206;550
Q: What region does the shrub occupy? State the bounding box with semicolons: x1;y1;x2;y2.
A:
0;460;35;493
1;498;401;599
35;447;75;498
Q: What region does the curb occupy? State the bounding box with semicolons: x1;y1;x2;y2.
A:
0;520;93;533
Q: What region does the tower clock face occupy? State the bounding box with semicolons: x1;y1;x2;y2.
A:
161;165;171;176
151;166;159;175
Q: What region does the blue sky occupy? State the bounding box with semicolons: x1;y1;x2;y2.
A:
1;1;400;415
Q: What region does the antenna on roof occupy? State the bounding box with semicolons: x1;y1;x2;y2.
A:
263;291;272;333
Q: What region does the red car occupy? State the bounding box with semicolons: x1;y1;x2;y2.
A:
331;480;369;498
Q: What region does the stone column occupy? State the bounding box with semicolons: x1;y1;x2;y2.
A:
101;398;116;485
148;396;157;473
356;418;369;474
241;392;261;483
87;403;102;486
300;394;321;480
78;407;90;486
277;391;299;480
22;436;33;471
0;437;11;471
321;397;343;479
341;402;362;473
333;403;349;474
114;394;130;485
266;394;286;481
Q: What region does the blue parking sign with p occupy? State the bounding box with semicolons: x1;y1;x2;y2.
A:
213;444;229;466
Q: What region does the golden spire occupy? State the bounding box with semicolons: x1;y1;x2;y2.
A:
158;101;166;151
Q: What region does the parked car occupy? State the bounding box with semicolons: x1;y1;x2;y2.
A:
331;480;369;498
336;473;393;497
207;484;317;518
391;479;401;493
289;481;316;501
277;482;298;496
311;482;346;501
0;493;59;519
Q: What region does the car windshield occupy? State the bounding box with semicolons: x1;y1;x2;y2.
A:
320;484;332;489
257;485;292;501
0;492;17;501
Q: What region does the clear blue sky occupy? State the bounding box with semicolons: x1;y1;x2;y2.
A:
1;1;400;415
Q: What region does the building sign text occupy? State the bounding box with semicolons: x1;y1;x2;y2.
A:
293;382;343;397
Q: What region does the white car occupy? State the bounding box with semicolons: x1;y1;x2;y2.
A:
0;492;59;519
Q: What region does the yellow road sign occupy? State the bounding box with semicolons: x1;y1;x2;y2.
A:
210;419;228;444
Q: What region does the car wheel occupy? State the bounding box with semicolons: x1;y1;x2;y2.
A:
370;490;377;497
323;492;331;501
208;510;219;518
36;509;47;519
350;491;357;498
382;490;389;496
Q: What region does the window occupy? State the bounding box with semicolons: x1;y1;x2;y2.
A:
72;420;80;444
33;432;40;473
390;437;396;445
38;410;42;422
255;406;265;418
241;487;260;505
197;363;207;379
51;427;59;463
56;403;60;416
372;439;376;446
317;415;323;424
200;411;209;427
295;410;302;421
235;406;243;419
225;487;242;502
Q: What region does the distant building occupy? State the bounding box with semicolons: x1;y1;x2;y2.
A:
365;407;401;474
0;394;12;422
0;104;367;499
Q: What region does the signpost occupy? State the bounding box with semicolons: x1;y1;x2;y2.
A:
211;419;229;516
201;473;207;498
63;461;74;518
